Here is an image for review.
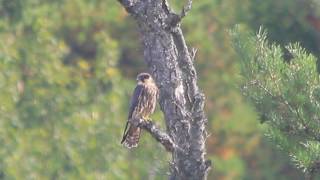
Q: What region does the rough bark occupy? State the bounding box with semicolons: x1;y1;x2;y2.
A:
131;118;175;152
118;0;211;179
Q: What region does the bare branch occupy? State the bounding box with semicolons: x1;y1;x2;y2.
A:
180;0;192;19
118;0;210;178
139;120;175;152
129;118;176;152
166;0;193;27
190;47;198;61
162;0;173;14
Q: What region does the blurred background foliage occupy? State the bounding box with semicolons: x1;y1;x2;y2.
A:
1;0;320;179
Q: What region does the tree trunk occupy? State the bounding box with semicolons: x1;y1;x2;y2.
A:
118;0;211;179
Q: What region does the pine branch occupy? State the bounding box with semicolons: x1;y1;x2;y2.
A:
233;27;320;177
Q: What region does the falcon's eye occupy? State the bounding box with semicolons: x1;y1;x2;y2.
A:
144;75;150;79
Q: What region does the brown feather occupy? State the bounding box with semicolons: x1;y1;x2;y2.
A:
122;125;141;148
121;73;158;149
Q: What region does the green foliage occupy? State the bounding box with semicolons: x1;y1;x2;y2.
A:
0;0;169;179
231;26;320;177
0;0;316;179
179;0;309;178
247;0;320;59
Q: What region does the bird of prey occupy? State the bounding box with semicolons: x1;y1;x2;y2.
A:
121;72;158;148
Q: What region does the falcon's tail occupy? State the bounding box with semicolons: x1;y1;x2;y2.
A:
121;123;141;148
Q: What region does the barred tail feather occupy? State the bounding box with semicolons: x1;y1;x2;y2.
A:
122;125;141;148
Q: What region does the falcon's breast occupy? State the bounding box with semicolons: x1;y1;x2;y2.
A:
132;82;158;119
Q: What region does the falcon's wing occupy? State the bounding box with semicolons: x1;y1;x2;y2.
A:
121;84;144;144
128;84;144;119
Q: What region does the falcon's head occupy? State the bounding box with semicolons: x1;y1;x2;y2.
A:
137;72;153;83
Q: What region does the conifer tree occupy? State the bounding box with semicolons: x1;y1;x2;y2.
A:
231;26;320;180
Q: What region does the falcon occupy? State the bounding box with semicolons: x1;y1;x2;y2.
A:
121;72;158;148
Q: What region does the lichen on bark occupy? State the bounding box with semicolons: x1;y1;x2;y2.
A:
118;0;211;179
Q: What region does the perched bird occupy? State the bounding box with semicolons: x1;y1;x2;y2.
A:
121;72;158;148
